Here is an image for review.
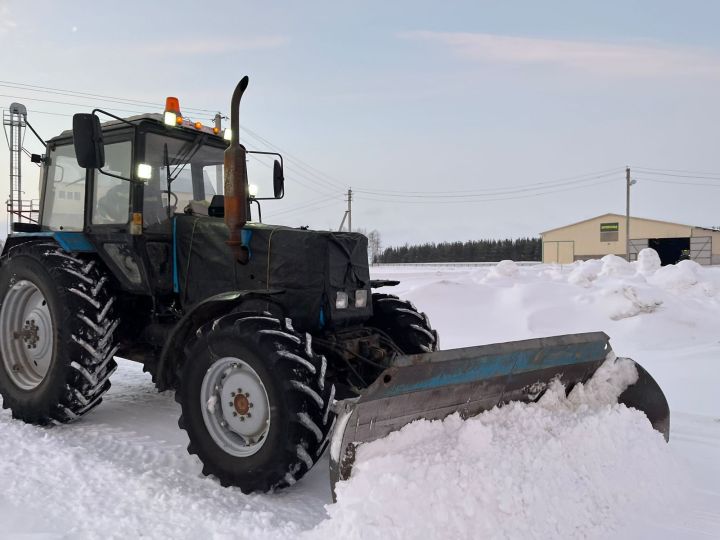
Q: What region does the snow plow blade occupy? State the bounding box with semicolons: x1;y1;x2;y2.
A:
329;331;669;499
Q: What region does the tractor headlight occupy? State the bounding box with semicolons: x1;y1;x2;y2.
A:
136;163;152;180
336;291;348;309
355;289;368;308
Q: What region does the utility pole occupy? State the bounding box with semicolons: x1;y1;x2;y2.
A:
625;166;636;261
337;188;353;231
347;188;352;232
214;112;223;196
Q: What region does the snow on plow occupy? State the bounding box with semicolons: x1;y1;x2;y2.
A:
329;331;669;497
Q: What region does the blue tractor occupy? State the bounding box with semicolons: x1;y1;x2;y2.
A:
0;78;669;495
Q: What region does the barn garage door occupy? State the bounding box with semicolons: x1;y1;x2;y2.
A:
628;239;648;262
543;242;558;263
557;242;574;264
690;236;712;265
543;241;574;264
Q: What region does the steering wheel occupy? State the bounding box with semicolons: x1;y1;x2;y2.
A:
166;191;178;209
96;184;130;223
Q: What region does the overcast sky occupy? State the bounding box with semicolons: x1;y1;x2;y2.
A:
1;0;719;247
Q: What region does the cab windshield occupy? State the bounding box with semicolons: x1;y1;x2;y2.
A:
142;132;226;225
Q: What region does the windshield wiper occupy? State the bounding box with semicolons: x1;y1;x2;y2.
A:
168;133;207;184
163;143;172;216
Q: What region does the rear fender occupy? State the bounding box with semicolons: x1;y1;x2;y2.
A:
154;289;285;391
1;232;95;258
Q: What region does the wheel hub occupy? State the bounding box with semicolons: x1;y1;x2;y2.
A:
200;357;271;457
15;319;40;348
233;393;250;416
0;280;54;390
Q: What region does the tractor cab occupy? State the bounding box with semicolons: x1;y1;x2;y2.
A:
41;99;283;235
30;99;284;296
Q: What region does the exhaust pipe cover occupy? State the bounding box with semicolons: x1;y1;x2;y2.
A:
224;76;250;264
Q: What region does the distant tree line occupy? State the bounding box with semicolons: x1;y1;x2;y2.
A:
377;237;541;263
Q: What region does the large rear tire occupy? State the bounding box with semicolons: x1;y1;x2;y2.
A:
177;313;335;492
0;243;119;424
367;293;439;354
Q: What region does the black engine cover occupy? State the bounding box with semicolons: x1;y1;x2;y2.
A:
173;215;371;331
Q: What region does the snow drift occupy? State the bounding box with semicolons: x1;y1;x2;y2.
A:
310;357;685;540
0;249;718;539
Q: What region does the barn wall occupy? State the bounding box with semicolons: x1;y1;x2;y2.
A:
541;214;702;264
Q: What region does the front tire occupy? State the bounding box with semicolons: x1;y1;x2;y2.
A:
177;314;335;492
0;243;119;424
367;293;439;354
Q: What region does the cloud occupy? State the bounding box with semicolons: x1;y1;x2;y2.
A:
399;31;720;78
139;35;289;56
0;4;16;34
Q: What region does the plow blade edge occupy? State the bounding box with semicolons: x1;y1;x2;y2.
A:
328;331;669;499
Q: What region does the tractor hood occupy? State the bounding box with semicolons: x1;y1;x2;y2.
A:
173;215;371;331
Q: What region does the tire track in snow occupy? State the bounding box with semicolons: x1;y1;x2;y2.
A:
0;360;331;539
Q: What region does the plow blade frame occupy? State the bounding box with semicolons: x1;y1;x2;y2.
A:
329;331;669;499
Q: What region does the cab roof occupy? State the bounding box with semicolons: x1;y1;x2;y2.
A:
49;113;227;145
50;113;163;143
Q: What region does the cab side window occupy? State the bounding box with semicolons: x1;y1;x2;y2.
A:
41;144;86;231
92;141;132;225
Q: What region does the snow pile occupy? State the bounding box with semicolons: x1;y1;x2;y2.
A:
568;258;603;287
599;254;637;277
565;250;720;320
490;259;519;277
567;250;719;302
598;283;663;321
635;248;661;275
648;260;706;293
311;358;685;540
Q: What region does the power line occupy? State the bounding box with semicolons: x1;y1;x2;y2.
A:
0;80;217;116
240;125;348;192
13;79;717;210
0;104;70;118
0;80;628;202
635;176;720;188
354;167;624;196
0;81;345;193
634;169;720;180
267;200;343;220
633;165;720;178
0;93;158;118
246;148;344;197
355;177;620;204
243;123;625;199
354;170;622;199
0;93;217;122
263;195;343;218
242;131;347;196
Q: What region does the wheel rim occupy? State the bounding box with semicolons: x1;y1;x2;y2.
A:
0;280;54;390
200;357;271;457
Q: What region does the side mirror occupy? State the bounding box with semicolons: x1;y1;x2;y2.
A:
73;113;105;169
273;159;285;199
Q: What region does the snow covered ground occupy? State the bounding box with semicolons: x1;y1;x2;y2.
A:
1;251;719;539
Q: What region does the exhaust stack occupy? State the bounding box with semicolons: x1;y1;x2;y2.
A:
224;76;250;264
